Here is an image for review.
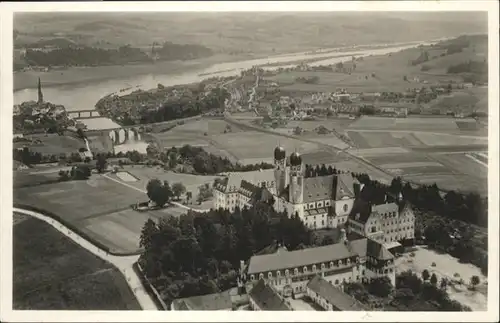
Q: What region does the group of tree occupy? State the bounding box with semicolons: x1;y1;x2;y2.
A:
411;50;429;66
295;76;320;84
358;105;377;116
394;270;471;311
58;164;92;181
144;178;190;207
447;60;487;74
14;146;96;167
95;86;229;126
22;42;213;68
138;202;312;305
23;45;150;67
304;163;343;178
146;179;173;208
152;41;213;61
160;144;274;175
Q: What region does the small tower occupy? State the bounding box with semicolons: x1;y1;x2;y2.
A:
273;145;287;196
289;151;304;204
37;77;44;104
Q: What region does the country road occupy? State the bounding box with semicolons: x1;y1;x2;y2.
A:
13;207;158;311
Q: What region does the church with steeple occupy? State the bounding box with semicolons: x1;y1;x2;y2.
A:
37;77;44;104
213;145;363;230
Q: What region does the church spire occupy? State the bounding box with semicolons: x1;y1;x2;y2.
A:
37;77;44;104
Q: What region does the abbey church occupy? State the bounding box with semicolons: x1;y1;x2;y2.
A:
214;146;362;230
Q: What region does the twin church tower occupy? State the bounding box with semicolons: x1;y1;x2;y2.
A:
273;146;304;204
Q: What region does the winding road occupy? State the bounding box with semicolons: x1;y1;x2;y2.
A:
13;207;158;311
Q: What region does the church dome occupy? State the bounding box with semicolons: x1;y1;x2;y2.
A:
290;152;302;166
274;146;286;160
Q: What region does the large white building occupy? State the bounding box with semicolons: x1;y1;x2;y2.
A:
214;147;361;230
241;229;397;298
347;199;415;246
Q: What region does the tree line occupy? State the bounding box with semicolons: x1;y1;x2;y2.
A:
161;144;275;175
138;202;312;306
153;41;213;61
21;42;214;69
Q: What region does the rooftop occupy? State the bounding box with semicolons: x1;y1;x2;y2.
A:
248;242;356;274
218;169;275;193
171;290;232;311
249;279;291;311
307;276;369;311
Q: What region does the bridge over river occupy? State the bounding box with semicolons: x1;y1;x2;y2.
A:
67;110;103;120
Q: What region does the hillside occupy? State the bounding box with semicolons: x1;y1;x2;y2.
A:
14;12;487;56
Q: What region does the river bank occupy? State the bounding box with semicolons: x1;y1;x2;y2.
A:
14;53;257;92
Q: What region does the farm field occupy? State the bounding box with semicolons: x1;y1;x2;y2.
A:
348;146;487;194
396;246;487;311
13;214;140;310
347;131;426;149
430;153;488;179
210;130;321;161
406;174;487;196
14;176;145;223
301;150;351;165
78;206;185;254
347;116;484;133
172;118;243;134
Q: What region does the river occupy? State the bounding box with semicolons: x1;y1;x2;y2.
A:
14;41;437;115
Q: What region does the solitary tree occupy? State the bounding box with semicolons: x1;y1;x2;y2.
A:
430;273;438;286
172;182;187;201
146;179;171;207
440;278;448;290
70;164;91;180
470;275;480;290
422;269;430;281
186;191;193;204
96;154;107;173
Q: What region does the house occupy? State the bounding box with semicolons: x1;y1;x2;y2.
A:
306;275;369;311
347;198;415;248
248;279;292;311
13;160;29;171
171;290;233;311
242;229;396;295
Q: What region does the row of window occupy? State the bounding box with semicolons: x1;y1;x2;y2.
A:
387;226;413;233
381;217;414;225
250;258;359;281
385;233;413;242
304;200;332;210
305;216;347;229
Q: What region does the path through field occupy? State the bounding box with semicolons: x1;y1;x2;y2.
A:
13;207;158;311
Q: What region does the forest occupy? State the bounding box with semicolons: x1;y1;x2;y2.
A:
138;202;313;306
20;42;213;68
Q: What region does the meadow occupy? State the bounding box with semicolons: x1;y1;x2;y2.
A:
13;214;140;310
14;167;217;253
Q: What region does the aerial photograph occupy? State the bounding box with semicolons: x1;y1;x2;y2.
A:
7;7;493;316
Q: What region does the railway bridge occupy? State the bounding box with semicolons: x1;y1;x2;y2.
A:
67;110;103;120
